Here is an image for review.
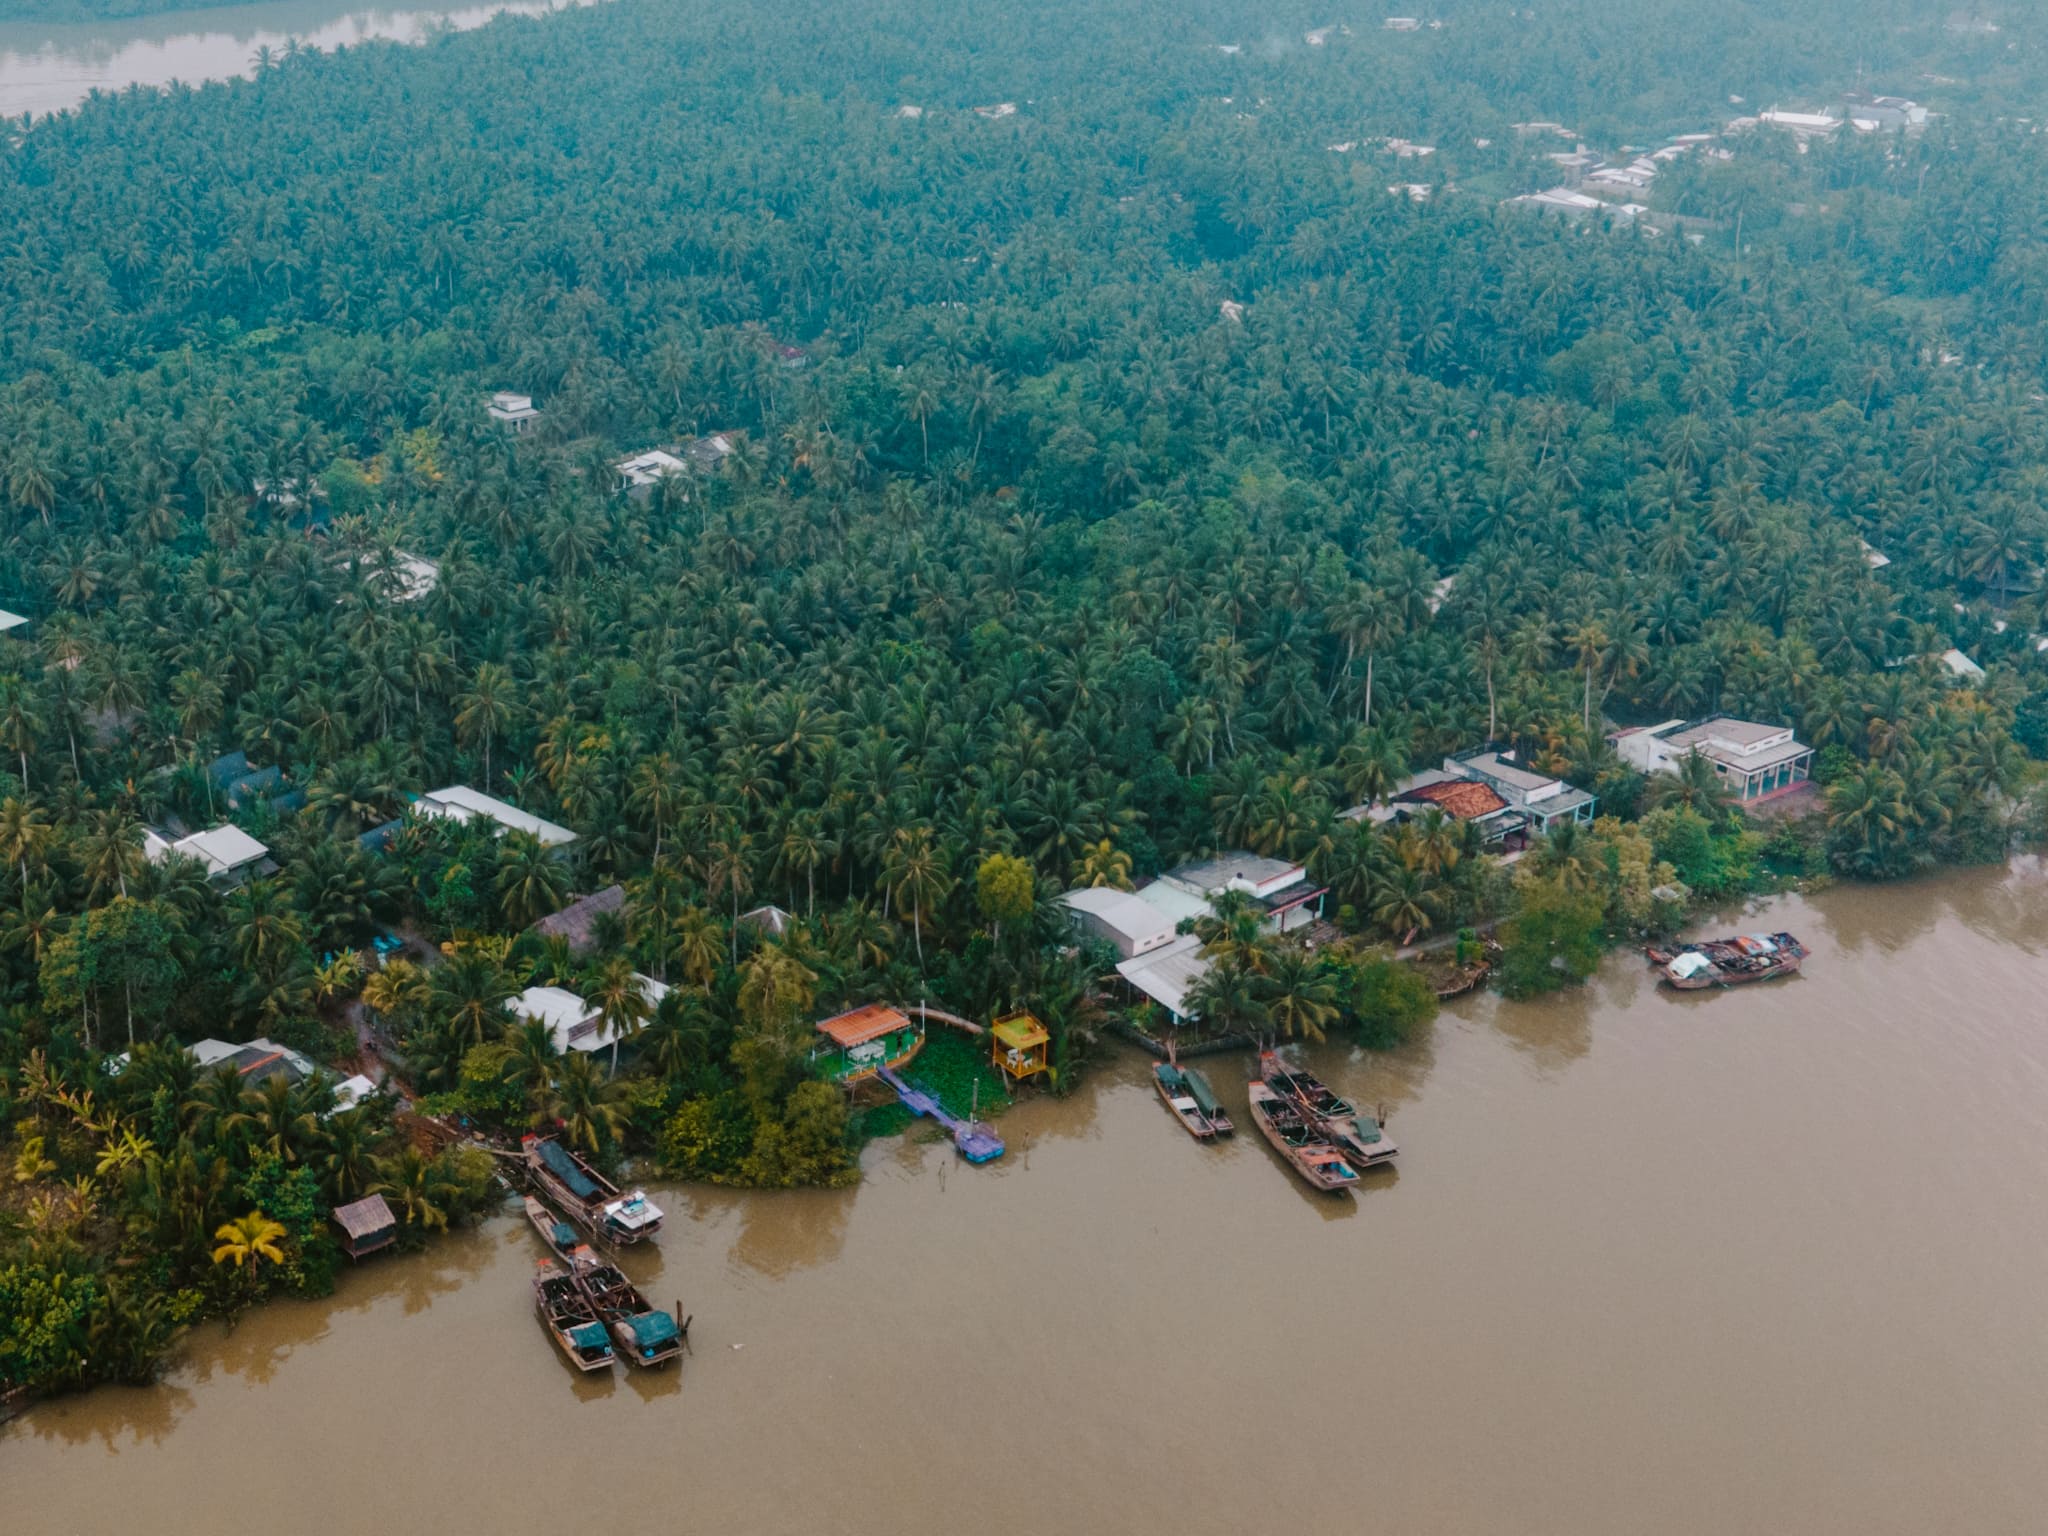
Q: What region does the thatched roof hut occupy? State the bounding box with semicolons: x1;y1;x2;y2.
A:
331;1193;399;1260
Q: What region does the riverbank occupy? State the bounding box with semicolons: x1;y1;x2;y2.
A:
10;866;2048;1535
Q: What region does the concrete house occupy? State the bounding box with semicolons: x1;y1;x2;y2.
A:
1612;716;1814;803
487;392;541;433
1443;749;1596;834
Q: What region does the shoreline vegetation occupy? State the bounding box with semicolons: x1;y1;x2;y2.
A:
9;0;2048;1410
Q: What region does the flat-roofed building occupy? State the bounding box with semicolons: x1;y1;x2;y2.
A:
1611;716;1814;803
1444;749;1596;833
1157;851;1327;934
488;391;541;432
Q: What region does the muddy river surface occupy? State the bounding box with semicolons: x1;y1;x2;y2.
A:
10;868;2048;1534
0;0;597;119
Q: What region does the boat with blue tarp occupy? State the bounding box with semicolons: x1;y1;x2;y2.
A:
522;1133;664;1245
524;1194;583;1260
533;1258;615;1372
572;1252;688;1368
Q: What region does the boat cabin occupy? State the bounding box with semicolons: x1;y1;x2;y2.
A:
989;1012;1052;1087
812;1003;924;1085
330;1193;398;1261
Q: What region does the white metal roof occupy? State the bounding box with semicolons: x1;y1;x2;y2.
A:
506;986;618;1054
1116;934;1212;1021
1060;887;1178;955
0;609;27;634
417;786;576;847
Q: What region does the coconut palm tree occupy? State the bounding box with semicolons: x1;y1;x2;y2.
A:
550;1052;627;1159
500;1015;563;1123
496;831;570;929
1259;946;1338;1043
375;1147;458;1231
211;1209;288;1272
1646;749;1736;822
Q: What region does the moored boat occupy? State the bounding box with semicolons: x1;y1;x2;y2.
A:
533;1259;615;1373
1646;932;1807;989
1246;1081;1359;1193
523;1133;664;1245
1181;1065;1233;1135
524;1195;583;1261
1260;1051;1395;1169
572;1253;687;1368
1154;1062;1222;1140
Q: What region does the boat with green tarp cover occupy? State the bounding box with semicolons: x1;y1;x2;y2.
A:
1153;1062;1232;1139
522;1133;664;1245
572;1253;688;1368
533;1258;615;1372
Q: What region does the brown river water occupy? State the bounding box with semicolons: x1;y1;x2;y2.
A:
10;866;2048;1535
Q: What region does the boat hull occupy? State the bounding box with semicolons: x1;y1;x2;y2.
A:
1652;933;1808;989
533;1262;614;1373
1153;1065;1218;1140
1261;1052;1394;1167
1247;1083;1358;1193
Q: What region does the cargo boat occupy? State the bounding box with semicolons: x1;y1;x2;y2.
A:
524;1194;583;1261
1154;1061;1230;1140
1647;932;1807;989
1260;1051;1396;1170
522;1133;664;1245
533;1259;615;1373
1246;1081;1359;1194
573;1254;687;1368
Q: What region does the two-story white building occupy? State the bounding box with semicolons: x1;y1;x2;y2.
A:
1612;716;1814;803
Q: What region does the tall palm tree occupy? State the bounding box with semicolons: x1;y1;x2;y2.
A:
496;832;569;929
881;824;951;969
500;1015;563;1124
550;1052;627;1158
587;952;650;1076
1259;946;1338;1044
454;662;519;788
375;1146;458;1231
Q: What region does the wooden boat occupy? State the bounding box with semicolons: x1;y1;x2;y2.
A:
523;1133;663;1245
524;1195;583;1261
1246;1081;1359;1194
1154;1062;1220;1139
1646;932;1807;989
533;1259;615;1372
572;1253;687;1368
1260;1051;1395;1170
1181;1065;1233;1135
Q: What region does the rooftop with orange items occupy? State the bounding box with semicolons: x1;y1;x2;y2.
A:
815;1003;914;1048
1399;778;1510;820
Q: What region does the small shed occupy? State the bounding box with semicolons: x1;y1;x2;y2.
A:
990;1013;1052;1088
331;1194;399;1260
